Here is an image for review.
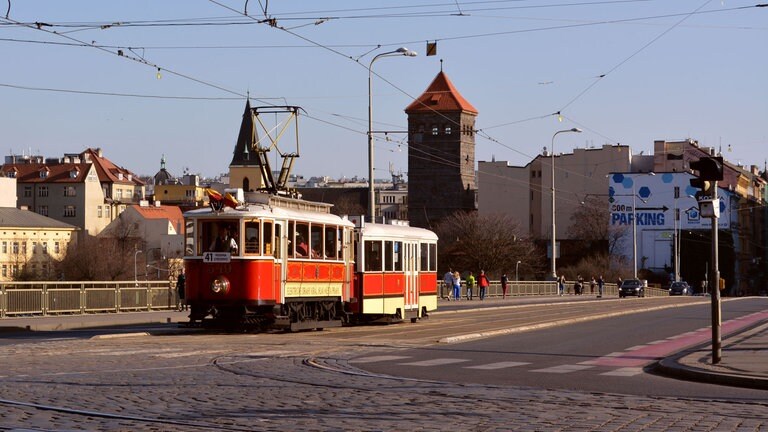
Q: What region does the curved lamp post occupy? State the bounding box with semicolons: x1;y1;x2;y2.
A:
550;128;582;279
515;260;522;282
367;47;417;222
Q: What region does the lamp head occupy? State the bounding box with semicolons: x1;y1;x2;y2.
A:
571;128;582;133
396;47;418;57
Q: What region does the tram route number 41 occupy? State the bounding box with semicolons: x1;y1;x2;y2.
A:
203;251;231;263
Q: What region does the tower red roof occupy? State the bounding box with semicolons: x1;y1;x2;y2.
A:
405;71;478;114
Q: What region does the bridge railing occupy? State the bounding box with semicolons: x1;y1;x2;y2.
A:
438;280;668;299
0;281;176;318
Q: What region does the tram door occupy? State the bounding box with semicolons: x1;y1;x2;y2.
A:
404;241;419;311
274;221;286;304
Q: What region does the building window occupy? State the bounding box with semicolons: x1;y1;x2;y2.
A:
98;206;103;218
63;206;76;217
32;241;37;254
55;242;60;254
1;241;6;254
21;241;26;255
64;186;77;197
38;186;49;197
42;242;48;255
38;206;48;216
1;264;6;277
105;206;111;219
12;242;19;254
445;127;452;135
431;125;439;135
23;186;32;197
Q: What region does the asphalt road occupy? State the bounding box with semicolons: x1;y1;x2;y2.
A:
1;296;766;431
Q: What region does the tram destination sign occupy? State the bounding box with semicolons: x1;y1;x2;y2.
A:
203;252;231;263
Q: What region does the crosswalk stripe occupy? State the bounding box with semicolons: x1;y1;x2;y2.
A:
349;355;411;364
400;358;469;366
600;367;644;376
465;361;530;370
531;364;594;374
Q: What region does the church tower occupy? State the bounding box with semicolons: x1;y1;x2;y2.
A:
228;99;263;192
405;71;478;229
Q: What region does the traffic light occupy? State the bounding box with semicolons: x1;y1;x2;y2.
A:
689;178;714;201
690;156;723;181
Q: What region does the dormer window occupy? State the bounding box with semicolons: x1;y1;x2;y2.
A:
40;168;49;179
117;173;124;180
6;169;16;178
70;168;79;178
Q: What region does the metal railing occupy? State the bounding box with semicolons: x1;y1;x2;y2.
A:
439;280;669;299
0;281;176;318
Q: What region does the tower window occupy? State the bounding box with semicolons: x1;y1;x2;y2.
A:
431;126;439;135
445;127;451;135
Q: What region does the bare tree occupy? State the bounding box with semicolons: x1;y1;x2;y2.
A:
434;212;543;278
58;235;142;281
565;196;631;277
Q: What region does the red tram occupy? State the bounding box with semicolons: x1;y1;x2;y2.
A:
183;192;438;330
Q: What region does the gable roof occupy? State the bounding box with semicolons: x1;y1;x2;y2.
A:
405;71;478;115
81;148;145;186
131;204;184;231
0;207;78;230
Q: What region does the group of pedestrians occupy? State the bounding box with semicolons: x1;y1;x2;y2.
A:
443;268;490;301
558;274;604;297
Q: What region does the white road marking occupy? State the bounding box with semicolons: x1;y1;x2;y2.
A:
600;367;644;376
531;364;594;374
400;358;469;366
349;355;411;364
465;361;530;370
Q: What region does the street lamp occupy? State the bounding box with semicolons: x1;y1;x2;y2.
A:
134;249;143;286
367;47;417;222
550;127;582;279
515;260;522;282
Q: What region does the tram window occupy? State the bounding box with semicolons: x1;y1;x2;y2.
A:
393;241;403;271
384;241;393;271
429;243;437;271
310;224;323;259
263;221;273;256
364;240;382;272
185;221;194;256
244;220;260;255
420;243;428;271
288;222;296;257
295;222;310;257
324;226;338;260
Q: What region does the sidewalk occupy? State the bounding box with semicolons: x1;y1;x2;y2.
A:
2;300;767;390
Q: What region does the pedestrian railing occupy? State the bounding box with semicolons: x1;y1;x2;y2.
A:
0;281;176;318
438;280;669;299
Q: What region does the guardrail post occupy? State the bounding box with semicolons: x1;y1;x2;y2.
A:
0;284;5;318
80;284;86;314
115;284;120;313
147;282;152;311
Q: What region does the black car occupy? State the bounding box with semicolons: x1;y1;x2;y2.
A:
669;281;691;296
619;279;645;298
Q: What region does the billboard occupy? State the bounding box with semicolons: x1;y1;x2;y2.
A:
607;172;730;231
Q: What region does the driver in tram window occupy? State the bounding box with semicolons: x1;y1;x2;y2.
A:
210;225;238;253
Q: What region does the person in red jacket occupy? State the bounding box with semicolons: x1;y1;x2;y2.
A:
478;270;490;300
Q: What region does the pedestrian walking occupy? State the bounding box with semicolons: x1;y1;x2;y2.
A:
443;268;454;300
478;270;490;300
465;271;476;300
590;277;596;295
453;271;462;301
558;275;566;296
176;270;187;311
597;275;604;298
501;274;509;299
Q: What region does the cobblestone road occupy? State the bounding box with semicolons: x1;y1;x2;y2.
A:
1;332;766;431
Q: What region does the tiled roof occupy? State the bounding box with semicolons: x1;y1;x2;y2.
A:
81;148;145;186
132;204;184;230
3;163;91;183
0;207;78;229
405;71;478;114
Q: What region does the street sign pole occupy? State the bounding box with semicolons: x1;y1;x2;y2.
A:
710;181;721;364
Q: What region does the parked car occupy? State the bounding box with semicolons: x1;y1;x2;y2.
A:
619;279;645;298
669;281;692;296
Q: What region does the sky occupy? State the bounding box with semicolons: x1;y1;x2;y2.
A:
2;1;766;181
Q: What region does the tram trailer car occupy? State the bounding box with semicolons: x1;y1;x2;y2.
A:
183;193;438;331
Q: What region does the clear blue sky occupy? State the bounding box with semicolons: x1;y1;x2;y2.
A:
2;1;766;180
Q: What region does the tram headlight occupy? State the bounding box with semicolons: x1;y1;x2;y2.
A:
210;276;230;294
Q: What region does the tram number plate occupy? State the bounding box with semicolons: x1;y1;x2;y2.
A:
203;252;231;263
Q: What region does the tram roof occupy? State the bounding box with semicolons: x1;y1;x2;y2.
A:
358;222;438;241
184;203;355;227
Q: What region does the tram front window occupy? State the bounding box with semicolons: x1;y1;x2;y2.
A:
364;240;382;272
244;220;260;255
